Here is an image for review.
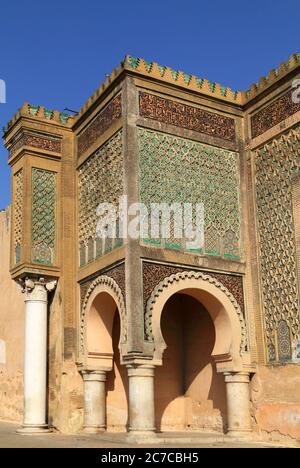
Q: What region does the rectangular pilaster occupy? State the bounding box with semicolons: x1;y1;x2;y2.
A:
123;76;144;355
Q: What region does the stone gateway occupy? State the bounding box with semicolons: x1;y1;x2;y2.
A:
0;54;300;442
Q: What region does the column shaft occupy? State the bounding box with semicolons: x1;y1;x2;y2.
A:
82;371;107;433
18;277;56;433
224;372;252;436
127;365;155;434
23;291;48;428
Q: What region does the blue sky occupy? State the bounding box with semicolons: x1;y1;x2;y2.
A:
0;0;300;208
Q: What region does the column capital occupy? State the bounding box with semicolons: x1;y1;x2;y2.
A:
224;371;250;384
127;364;155;378
18;277;57;301
80;369;107;382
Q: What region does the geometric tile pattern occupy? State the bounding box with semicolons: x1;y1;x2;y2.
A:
31;168;56;265
13;169;23;264
277;320;292;361
255;126;300;362
78;131;123;265
139;128;241;259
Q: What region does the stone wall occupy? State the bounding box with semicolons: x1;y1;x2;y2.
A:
0;208;24;422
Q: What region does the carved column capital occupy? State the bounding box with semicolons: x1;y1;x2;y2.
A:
18;277;57;301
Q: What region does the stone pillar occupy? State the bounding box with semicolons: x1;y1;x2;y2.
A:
81;370;107;433
18;277;57;433
127;364;155;434
224;371;252;436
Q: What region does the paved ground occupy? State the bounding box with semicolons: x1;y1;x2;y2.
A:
0;421;295;448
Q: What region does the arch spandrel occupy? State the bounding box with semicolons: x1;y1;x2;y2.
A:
145;271;249;372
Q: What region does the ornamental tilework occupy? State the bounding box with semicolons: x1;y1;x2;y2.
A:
277;320;292;361
251;89;300;139
31;168;56;265
78;95;122;156
13;170;23;264
139;93;236;142
255;126;300;362
138;129;241;258
78;131;123;265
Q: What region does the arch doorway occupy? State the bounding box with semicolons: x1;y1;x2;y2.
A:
80;277;128;433
155;293;227;432
148;271;252;436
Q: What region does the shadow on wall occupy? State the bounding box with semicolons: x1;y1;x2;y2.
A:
106;311;129;431
155;293;227;432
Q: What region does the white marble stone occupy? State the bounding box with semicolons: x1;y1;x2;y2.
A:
18;278;56;433
127;364;155;434
81;370;107;433
224;371;252;436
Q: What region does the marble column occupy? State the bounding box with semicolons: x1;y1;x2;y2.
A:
18;277;57;433
127;364;155;434
224;371;252;436
81;370;107;433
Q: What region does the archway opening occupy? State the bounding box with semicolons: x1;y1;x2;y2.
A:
155;293;227;432
86;291;128;432
106;311;129;432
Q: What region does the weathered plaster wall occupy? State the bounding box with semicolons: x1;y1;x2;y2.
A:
48;280;84;434
251;365;300;440
0;208;24;422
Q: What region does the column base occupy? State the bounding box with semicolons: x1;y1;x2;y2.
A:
126;430;157;444
17;424;52;434
227;429;252;439
82;426;106;434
